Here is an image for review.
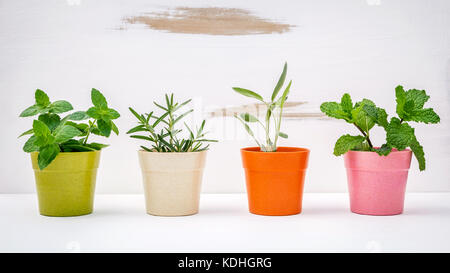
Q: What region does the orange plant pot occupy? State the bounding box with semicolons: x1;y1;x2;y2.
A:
241;147;310;216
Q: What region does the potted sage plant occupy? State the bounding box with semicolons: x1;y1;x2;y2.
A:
320;86;440;215
128;94;217;216
233;62;310;216
19;88;120;216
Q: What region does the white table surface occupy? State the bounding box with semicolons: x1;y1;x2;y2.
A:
1;193;449;253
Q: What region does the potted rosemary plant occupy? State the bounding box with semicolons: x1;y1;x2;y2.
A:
19;88;120;216
128;94;217;216
320;86;440;215
233;62;310;216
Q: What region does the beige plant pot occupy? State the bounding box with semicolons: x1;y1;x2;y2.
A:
138;150;207;216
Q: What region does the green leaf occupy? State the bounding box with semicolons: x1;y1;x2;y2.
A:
38;114;61;131
351;100;376;132
127;125;148;134
50;100;73;114
35;89;50;107
33;119;51;137
19;105;40;117
37;144;60;170
67;111;89;121
408;108;440;124
405;89;429;109
54;125;81;143
395;85;407;119
340;93;353;113
232;87;264;102
333;134;366;156
410;136;425;171
97;119;112;137
279;132;288;138
111;121;119;135
129;107;145;123
107;108;120;120
85;142;109;150
91;88;108;109
86;107;102;119
373;144;392;156
23;135;39;152
271;62;287;101
386;117;415;150
240;113;259;123
130;135;153;141
18;129;34;138
320;102;351;122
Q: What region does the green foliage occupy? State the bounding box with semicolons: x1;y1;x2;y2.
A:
127;94;217;152
19;88;120;170
320;85;440;171
232;62;291;152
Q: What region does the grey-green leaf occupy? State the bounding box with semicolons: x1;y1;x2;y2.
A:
271;62;287;101
232;87;264;102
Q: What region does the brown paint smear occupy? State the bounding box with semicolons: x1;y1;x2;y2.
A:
122;7;293;35
207;102;328;120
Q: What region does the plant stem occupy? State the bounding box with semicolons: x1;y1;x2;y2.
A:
354;124;373;149
83;119;97;145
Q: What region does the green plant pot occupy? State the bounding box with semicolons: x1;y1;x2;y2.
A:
31;151;101;217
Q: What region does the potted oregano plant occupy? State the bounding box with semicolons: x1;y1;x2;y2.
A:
233;62;310;216
127;94;217;216
320;86;440;215
19;88;120;217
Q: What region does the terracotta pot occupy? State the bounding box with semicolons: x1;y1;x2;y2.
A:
31;151;101;217
138;150;207;216
344;149;412;216
241;147;310;216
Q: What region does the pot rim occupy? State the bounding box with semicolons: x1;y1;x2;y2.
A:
30;150;101;156
345;148;412;154
138;149;208;154
241;146;310;154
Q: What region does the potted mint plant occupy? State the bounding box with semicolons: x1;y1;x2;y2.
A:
320;86;440;215
233;62;310;216
19;88;120;216
127;94;217;216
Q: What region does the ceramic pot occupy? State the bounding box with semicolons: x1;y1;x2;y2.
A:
241;147;310;216
31;151;101;217
138;150;207;216
344;149;412;216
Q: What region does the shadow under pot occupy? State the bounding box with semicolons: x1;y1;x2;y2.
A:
138;150;207;216
344;149;412;216
241;147;310;216
31;151;101;217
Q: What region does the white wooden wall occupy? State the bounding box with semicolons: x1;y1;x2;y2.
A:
1;0;449;193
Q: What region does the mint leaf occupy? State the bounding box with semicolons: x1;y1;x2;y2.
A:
23;135;39;152
18;128;34;138
373;144;392;156
38;114;61;132
33;120;51;137
37;144;60;170
395;85;407;119
50;100;73;114
54;125;81;143
20;105;40;117
409;108;440;124
405;89;429;109
333;134;366;156
410;136;425;171
340;93;353;113
35;89;50;107
68;111;89;121
97;119;112;137
86;107;102;119
320;102;351;122
351;99;376;132
386;117;415;150
91;88;108;109
107;108;120;120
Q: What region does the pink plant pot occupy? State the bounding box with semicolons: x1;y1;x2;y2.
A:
344;149;412;216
